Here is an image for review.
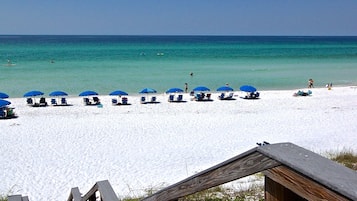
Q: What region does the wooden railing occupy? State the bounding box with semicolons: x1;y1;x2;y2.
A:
67;180;119;201
139;142;357;201
7;195;29;201
141;148;280;201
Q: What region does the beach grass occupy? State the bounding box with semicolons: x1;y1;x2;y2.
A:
328;149;357;171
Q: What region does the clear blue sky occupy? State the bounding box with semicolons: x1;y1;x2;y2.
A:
1;0;356;35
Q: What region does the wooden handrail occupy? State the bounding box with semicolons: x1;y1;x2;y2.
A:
67;180;118;201
140;142;357;201
67;187;81;201
8;195;29;201
67;143;357;201
141;150;280;201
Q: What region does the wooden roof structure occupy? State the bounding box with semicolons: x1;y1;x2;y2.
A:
142;142;357;201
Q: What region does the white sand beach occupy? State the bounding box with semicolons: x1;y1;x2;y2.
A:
1;86;357;200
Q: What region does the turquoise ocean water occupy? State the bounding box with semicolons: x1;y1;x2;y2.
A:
1;35;357;98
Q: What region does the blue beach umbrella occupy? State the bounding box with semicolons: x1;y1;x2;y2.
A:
240;85;257;92
24;90;44;97
193;86;210;92
49;90;68;97
0;92;9;99
0;99;11;107
109;90;128;96
139;88;157;94
79;90;98;96
166;88;184;93
217;86;234;92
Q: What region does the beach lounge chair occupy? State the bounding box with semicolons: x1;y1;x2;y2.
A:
6;107;15;118
83;97;91;105
0;109;5;118
195;93;202;101
39;97;48;106
121;97;129;105
218;93;225;100
226;92;235;100
177;94;183;101
141;96;146;104
51;98;57;105
61;97;68;105
0;107;16;119
219;92;235;100
168;94;174;102
249;92;256;99
151;96;157;102
244;92;260;99
93;97;100;104
26;98;33;105
206;93;211;100
112;98;118;105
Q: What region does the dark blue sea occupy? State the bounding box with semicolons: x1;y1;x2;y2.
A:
1;35;357;98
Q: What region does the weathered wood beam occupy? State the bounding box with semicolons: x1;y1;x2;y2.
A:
264;166;350;201
257;142;357;200
97;180;119;201
265;176;307;201
7;195;29;201
8;195;22;201
67;187;81;201
81;180;118;201
21;196;29;201
142;151;280;201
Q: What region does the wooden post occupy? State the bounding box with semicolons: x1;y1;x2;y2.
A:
264;166;350;201
265;176;306;201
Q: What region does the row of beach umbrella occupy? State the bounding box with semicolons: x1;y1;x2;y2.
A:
1;85;257;100
190;85;256;92
0;85;257;108
166;85;256;93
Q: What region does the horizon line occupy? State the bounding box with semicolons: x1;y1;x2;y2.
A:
1;34;357;37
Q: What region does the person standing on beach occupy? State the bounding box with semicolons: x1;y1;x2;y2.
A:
185;83;188;93
308;79;314;88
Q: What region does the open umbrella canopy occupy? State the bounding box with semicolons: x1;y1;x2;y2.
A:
0;99;11;107
79;90;98;96
109;90;128;96
49;91;68;97
240;85;257;92
193;86;210;92
24;90;44;97
217;86;234;92
139;88;157;94
0;92;9;99
166;88;184;93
